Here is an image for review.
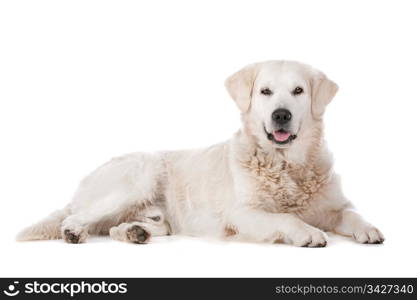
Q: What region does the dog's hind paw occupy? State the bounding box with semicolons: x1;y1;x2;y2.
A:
126;225;150;244
62;227;88;244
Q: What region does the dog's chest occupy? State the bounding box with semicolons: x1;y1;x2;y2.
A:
241;154;330;213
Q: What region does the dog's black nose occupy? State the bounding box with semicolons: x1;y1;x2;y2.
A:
272;108;292;125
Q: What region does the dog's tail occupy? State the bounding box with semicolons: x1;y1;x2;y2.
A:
16;207;70;241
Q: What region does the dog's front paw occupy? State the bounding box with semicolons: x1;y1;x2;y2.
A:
353;225;384;244
288;225;328;247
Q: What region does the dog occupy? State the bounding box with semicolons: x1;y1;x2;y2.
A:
17;60;384;247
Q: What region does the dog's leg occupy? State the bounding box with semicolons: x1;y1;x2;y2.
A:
334;209;384;244
60;190;135;244
109;220;170;244
62;204;170;244
59;153;166;244
109;205;170;244
229;208;328;247
61;213;98;244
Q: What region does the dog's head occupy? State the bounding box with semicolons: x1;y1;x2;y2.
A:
225;60;338;149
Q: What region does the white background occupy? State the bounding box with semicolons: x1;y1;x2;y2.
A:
1;0;416;277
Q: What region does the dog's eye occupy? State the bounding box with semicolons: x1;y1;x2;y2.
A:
260;88;273;96
292;86;304;95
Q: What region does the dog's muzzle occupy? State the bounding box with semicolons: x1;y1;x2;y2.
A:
264;126;297;145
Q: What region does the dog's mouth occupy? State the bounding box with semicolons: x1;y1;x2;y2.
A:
264;127;297;145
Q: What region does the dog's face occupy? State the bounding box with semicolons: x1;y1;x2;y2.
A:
225;61;338;149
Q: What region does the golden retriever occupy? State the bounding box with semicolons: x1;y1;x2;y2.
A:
17;60;384;247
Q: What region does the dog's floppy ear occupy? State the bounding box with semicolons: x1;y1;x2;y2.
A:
225;64;258;113
310;72;338;120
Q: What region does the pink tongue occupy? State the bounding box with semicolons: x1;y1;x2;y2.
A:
273;130;291;142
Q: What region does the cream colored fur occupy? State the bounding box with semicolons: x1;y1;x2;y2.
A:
17;60;384;247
